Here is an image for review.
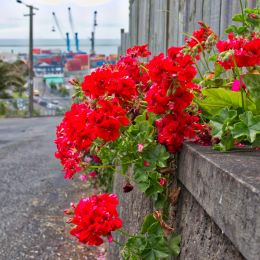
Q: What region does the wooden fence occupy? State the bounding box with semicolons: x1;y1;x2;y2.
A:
118;0;258;56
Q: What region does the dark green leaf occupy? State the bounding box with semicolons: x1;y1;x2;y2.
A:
141;214;157;234
232;13;244;22
168;234;181;256
210;108;237;137
242;74;260;111
232;111;260;143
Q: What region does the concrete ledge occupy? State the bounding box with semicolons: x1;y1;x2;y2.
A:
175;184;245;260
178;143;260;260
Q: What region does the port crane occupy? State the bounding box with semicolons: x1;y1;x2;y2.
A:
52;8;79;53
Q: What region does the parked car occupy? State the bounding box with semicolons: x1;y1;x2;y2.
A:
38;98;47;107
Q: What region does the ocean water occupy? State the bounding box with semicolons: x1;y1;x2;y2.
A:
0;38;120;55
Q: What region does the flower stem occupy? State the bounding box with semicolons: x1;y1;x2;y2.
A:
193;61;204;80
239;0;246;26
112;239;124;247
240;78;245;110
118;228;136;238
88;165;114;169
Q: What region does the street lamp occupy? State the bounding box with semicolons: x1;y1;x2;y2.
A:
16;0;39;117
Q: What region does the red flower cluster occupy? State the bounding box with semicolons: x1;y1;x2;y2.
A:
156;113;202;153
55;120;82;179
185;22;216;59
55;99;129;178
217;33;260;69
126;44;151;58
81;67;137;104
55;43;204;176
70;194;122;246
145;48;197;115
145;46;202;153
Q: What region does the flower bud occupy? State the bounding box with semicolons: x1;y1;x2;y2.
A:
64;208;74;215
123;182;134;193
137;143;144;152
159;178;166;186
65;218;73;223
143;160;150;167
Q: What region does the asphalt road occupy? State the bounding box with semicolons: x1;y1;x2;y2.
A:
0;117;105;260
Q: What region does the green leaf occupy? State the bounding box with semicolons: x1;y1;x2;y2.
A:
147;222;163;235
168;234;181;256
214;63;224;78
141;236;170;259
125;236;147;252
141;214;157;234
213;133;234;151
232;111;260;143
225;25;238;34
134;169;149;182
210;108;237;151
232;13;244;22
138;180;150;192
237;26;247;34
195;88;256;115
155;193;167;209
210;108;237;137
252;135;260;147
242;74;260;112
208;54;218;62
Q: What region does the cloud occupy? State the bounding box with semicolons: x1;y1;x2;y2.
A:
35;0;111;6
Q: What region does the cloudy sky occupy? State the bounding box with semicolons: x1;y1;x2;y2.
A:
0;0;129;39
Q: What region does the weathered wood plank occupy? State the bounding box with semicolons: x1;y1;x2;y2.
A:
168;0;180;47
232;0;241;16
125;32;131;51
122;33;127;55
210;0;222;36
202;0;211;25
138;0;150;45
186;0;196;35
148;0;168;55
129;0;139;46
248;0;257;8
178;0;186;45
220;0;233;39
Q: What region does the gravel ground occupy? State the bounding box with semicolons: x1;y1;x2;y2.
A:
0;117;106;260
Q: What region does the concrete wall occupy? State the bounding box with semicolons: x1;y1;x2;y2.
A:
108;143;260;260
118;0;258;56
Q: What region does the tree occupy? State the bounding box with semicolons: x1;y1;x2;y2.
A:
0;60;26;98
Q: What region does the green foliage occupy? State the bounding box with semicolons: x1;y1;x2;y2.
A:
225;7;260;35
210;108;238;151
210;108;260;151
0;60;26;98
121;214;181;260
0;102;6;115
59;85;70;97
232;111;260;143
97;112;170;202
195;88;256;116
242;74;260;111
50;82;57;90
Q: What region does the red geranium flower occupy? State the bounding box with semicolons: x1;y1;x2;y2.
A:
126;44;151;58
69;194;122;246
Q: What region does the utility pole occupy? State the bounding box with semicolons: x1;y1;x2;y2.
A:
16;0;38;117
90;11;97;56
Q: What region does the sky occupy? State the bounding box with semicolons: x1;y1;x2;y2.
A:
0;0;129;39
